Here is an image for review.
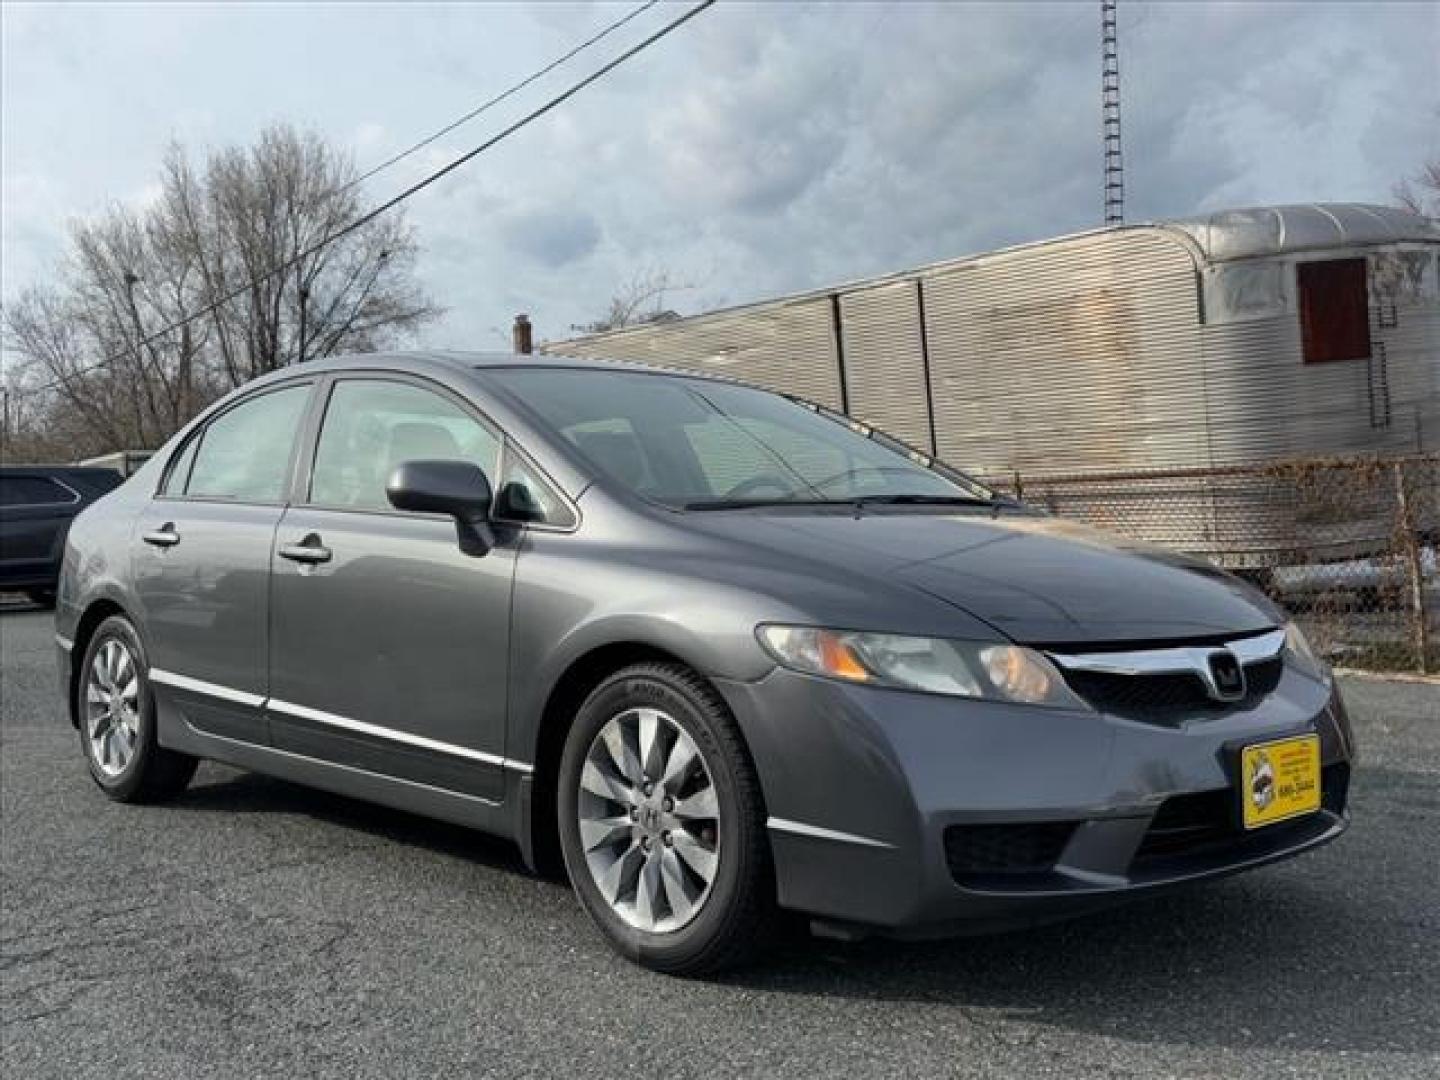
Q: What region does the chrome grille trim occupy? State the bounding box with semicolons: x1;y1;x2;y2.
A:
1047;628;1285;674
1047;628;1286;701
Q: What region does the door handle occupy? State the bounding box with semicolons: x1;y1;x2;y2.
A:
278;534;332;565
141;523;180;548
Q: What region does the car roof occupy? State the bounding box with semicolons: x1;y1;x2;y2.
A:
0;465;124;478
306;349;715;380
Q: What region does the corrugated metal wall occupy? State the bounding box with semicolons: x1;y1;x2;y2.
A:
837;282;933;452
1378;294;1440;455
918;231;1207;475
548;230;1438;478
559;296;845;411
1196;260;1440;465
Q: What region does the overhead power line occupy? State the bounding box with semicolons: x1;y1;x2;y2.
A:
346;0;661;195
21;0;715;398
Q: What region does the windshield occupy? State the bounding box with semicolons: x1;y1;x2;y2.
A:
489;367;993;509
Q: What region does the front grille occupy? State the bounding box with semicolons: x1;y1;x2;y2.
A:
1059;657;1284;723
1132;762;1348;869
944;822;1077;883
1246;657;1284;696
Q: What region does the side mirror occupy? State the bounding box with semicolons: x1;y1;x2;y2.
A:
386;459;495;555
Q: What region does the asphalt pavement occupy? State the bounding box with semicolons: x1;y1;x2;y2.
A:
2;603;1437;1078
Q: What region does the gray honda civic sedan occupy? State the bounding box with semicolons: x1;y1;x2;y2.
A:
56;351;1352;973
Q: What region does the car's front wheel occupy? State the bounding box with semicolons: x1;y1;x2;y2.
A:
78;615;197;802
557;662;776;974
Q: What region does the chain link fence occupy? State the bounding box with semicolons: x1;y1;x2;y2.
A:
985;455;1439;675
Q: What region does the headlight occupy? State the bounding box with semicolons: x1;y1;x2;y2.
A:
756;625;1090;709
1283;621;1330;683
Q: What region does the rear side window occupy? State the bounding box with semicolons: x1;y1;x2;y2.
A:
0;476;77;507
309;380;501;511
184;385;310;503
1298;258;1371;363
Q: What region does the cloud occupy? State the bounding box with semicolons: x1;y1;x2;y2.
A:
501;205;602;267
3;0;1437;355
646;11;852;214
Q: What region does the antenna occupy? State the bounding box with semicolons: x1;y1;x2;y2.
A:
1101;0;1124;225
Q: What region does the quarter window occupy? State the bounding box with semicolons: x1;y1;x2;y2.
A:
184;385;310;502
495;450;576;528
1297;258;1371;363
309;380;501;511
161;435;200;497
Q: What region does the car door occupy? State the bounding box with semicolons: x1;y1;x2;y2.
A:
266;375;516;801
133;380;314;742
0;472;82;594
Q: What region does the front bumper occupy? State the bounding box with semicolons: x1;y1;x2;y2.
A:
716;663;1353;935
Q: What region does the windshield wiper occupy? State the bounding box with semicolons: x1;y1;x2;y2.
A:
848;494;1000;507
683;494;1003;511
682;497;838;511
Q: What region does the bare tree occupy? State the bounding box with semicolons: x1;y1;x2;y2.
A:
2;123;440;461
1394;156;1440;222
1395;113;1440;222
572;269;690;335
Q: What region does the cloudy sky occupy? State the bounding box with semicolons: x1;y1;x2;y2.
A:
2;1;1436;351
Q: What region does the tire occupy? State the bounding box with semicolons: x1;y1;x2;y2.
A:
557;661;777;975
77;615;198;802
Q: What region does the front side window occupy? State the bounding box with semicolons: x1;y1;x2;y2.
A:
184;385;310;503
309;380;501;511
490;367;988;509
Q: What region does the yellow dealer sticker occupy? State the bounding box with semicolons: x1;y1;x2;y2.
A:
1240;734;1321;830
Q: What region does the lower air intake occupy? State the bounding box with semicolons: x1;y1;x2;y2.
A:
944;822;1077;884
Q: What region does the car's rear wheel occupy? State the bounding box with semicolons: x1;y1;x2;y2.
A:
78;615;197;802
557;661;776;974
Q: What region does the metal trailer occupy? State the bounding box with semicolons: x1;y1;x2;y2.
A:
76;451;152;477
547;204;1439;565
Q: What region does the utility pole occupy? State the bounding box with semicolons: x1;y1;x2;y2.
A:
298;285;310;364
1101;0;1125;225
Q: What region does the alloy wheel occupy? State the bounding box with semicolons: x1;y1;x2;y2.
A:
86;639;141;778
577;707;721;933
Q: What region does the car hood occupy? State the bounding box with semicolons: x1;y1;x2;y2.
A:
682;508;1281;646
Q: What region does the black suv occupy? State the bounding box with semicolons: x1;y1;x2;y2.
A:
1;466;122;606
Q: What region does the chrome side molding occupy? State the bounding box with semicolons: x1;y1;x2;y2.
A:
148;668;530;773
268;697;533;774
149;668;266;708
767;817;896;849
